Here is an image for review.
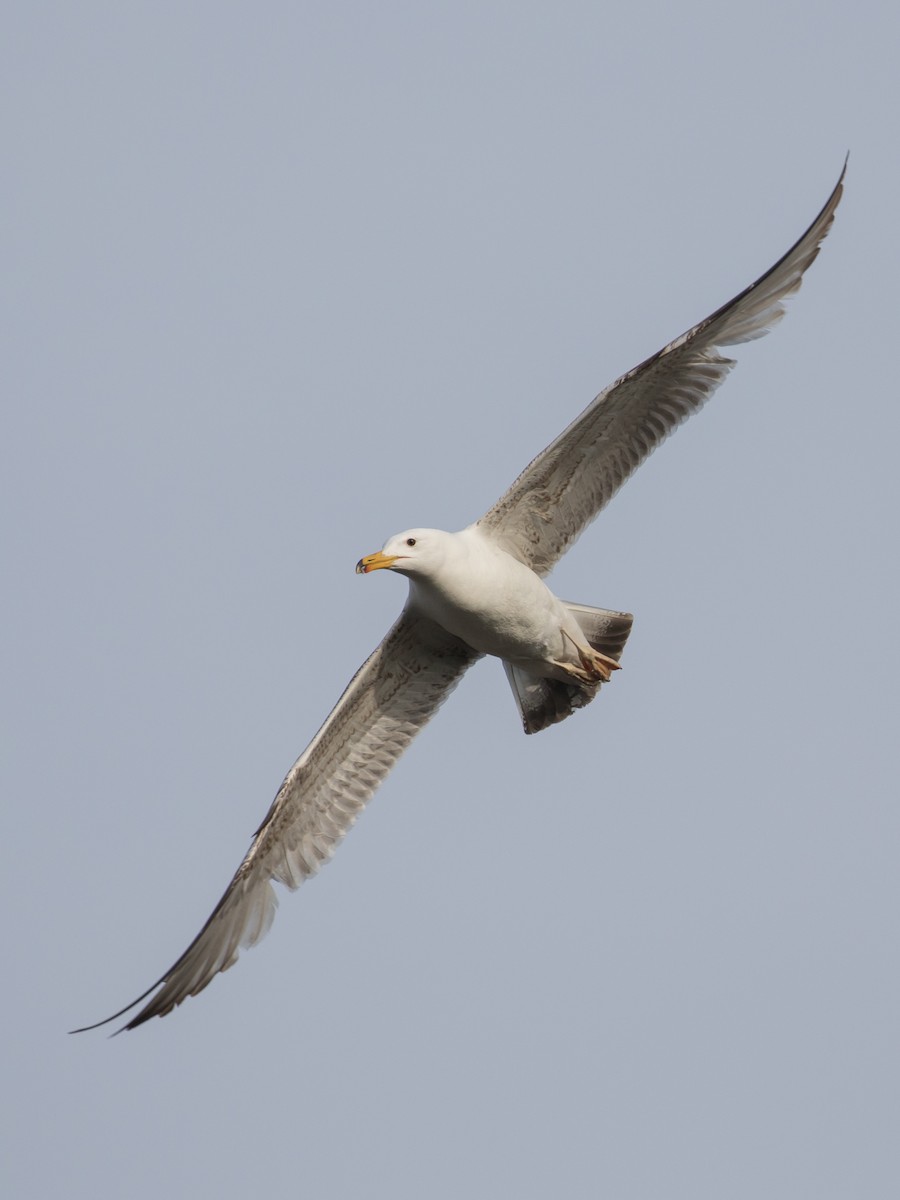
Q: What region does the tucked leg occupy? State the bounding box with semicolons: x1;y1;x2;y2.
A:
556;628;622;683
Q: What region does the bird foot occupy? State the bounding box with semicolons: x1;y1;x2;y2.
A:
556;632;622;685
582;649;621;683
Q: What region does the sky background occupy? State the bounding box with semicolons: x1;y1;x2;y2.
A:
4;3;899;1197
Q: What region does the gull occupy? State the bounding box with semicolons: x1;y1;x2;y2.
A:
74;164;844;1032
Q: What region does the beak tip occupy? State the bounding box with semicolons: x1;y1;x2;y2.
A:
356;551;398;574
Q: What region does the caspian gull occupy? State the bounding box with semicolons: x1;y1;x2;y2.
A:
74;163;845;1032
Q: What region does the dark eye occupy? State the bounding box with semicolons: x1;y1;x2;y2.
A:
406;537;417;547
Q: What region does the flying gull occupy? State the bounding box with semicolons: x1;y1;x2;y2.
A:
75;164;845;1032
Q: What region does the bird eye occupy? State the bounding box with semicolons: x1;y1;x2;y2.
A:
406;537;417;547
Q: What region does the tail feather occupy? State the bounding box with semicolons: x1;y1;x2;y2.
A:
504;603;633;735
565;602;633;662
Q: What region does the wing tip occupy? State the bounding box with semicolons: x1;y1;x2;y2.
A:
69;979;166;1035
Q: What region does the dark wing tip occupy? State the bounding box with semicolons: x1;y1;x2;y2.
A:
69;978;167;1035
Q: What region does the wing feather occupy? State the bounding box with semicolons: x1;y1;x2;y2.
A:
477;163;845;574
73;611;479;1032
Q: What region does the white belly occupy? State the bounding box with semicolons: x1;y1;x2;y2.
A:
407;531;583;668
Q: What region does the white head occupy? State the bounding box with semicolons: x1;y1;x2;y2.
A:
355;528;451;579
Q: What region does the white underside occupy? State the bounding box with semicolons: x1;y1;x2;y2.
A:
404;526;590;679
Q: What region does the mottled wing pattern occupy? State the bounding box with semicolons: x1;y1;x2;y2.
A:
75;612;479;1032
477;165;845;576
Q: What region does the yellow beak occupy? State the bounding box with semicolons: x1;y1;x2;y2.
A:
355;551;400;575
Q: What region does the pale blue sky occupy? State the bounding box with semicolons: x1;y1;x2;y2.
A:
4;3;899;1197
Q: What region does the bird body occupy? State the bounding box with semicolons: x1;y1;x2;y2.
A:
361;526;603;677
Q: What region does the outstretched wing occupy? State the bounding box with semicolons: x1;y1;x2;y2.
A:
477;163;845;575
73;611;479;1032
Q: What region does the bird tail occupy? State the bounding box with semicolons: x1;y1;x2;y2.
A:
503;603;633;735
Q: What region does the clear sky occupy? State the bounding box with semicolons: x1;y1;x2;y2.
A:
4;3;898;1197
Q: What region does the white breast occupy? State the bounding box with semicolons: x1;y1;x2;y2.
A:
407;527;574;663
